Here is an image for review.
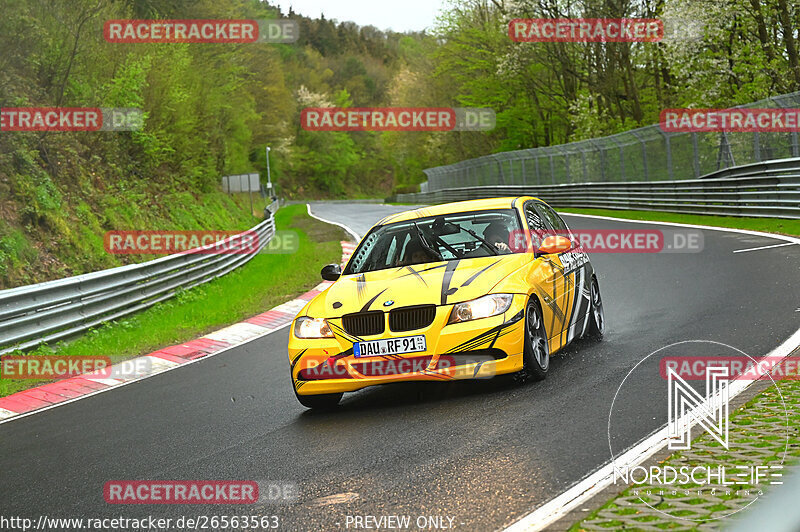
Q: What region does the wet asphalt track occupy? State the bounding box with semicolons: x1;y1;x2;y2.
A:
0;202;798;531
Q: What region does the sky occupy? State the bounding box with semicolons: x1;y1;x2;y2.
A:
273;0;449;33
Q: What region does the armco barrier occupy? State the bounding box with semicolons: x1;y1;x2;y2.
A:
0;200;282;356
395;159;800;219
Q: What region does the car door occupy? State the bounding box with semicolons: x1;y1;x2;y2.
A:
534;202;590;350
523;201;568;351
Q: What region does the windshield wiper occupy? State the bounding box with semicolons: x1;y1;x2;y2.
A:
459;226;500;255
412;222;444;261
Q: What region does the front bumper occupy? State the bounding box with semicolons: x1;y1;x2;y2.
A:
288;294;527;396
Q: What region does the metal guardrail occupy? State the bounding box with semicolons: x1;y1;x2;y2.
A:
0;200;282;356
421;91;800;191
393;159;800;219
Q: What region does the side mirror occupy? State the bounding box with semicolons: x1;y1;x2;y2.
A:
321;264;342;281
537;235;572;256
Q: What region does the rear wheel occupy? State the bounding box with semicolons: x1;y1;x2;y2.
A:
294;390;342;410
585;277;605;340
515;298;549;382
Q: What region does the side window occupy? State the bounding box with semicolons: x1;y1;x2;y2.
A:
535;202;568;233
525;202;548;248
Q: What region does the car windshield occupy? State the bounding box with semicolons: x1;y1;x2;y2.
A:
344;209;524;275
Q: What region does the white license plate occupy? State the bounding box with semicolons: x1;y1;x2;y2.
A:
353;335;426;358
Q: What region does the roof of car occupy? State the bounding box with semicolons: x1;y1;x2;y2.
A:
378;197;541;225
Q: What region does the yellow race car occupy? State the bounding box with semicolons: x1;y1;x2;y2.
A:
288;197;604;409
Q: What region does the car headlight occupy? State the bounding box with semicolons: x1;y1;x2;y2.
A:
294;317;334;338
448;294;514;324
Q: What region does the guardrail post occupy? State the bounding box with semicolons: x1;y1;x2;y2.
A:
754;132;762;162
692;133;700;177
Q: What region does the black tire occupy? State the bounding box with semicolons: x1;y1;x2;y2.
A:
515;298;549;382
585;276;605;340
294;390;343;409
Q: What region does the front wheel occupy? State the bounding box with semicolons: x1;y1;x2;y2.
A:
294;390;342;409
585;277;605;340
515;298;549;383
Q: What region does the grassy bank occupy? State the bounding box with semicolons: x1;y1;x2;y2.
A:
0;187;263;289
0;204;345;398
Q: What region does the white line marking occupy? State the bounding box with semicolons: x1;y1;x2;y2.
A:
504;327;800;531
504;211;800;531
306;203;362;241
561;212;800;246
733;242;797;254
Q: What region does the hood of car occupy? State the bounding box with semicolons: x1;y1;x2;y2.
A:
306;254;531;318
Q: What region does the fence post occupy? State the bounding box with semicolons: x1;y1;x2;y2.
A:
521;158;527;184
632;130;648;180
657;130;673;179
581;147;588;181
692;132;700;177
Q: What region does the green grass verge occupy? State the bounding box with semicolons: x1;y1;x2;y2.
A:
560;208;800;238
0;204;345;398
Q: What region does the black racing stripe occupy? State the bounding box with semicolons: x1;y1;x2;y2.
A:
417;264;448;273
489;328;502;348
399;265;428;286
505;309;524;325
359;288;387;313
440;260;461;306
445;320;517;354
460;259;500;288
356;274;366;300
290;349;307;369
328;322;363;343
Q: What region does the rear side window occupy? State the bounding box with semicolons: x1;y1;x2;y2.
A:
524;202;548;248
534;202;569;232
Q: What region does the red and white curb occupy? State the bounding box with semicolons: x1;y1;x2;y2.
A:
0;240;356;424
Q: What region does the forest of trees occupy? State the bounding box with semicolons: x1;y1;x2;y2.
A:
2;0;799;199
0;0;799;285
